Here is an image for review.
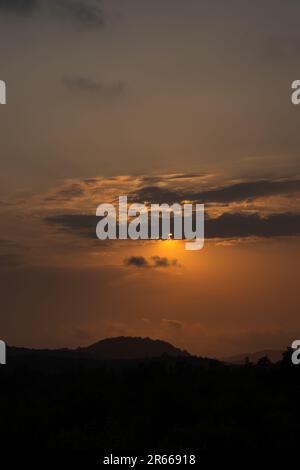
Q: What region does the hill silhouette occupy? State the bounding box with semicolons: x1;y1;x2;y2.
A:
77;336;190;360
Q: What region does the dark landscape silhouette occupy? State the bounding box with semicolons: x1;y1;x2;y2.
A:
0;337;299;450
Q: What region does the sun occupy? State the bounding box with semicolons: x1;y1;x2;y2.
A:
157;235;181;252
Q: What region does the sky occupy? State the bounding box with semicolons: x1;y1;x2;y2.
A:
0;0;299;357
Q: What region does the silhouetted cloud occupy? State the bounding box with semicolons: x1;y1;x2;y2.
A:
205;212;300;239
45;214;97;239
140;173;207;185
195;180;300;204
130;186;185;205
151;256;179;268
45;211;300;240
124;256;179;269
124;256;149;268
132;179;300;205
63;76;125;96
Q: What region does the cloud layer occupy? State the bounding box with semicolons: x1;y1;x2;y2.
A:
0;0;104;27
46;211;300;241
132;179;300;205
124;256;179;269
42;174;300;242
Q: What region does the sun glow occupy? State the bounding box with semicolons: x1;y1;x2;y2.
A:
155;238;183;255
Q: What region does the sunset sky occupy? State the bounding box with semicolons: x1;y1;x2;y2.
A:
0;0;299;357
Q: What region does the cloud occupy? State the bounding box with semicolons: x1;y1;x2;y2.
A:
124;256;149;268
161;318;183;331
39;174;300;246
44;183;84;202
151;256;179;268
63;76;125;96
45;211;300;241
54;0;104;28
45;214;97;239
132;179;300;205
0;0;36;14
0;0;104;28
205;212;300;239
195;180;300;204
205;213;300;238
140;173;207;185
124;256;179;269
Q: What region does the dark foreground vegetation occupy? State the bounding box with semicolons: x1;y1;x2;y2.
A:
0;348;299;450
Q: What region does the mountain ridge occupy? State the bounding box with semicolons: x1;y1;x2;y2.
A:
223;349;283;364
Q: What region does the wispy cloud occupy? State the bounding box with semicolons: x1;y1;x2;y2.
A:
63;76;125;96
161;318;183;331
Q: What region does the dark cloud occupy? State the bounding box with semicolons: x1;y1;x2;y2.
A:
124;256;179;269
63;77;125;96
140;173;206;185
167;173;206;180
45;214;97;239
132;179;300;205
124;256;149;268
196;180;300;204
151;256;179;268
45;211;300;241
130;186;185;205
54;0;104;28
0;0;104;28
0;0;36;14
206;212;300;239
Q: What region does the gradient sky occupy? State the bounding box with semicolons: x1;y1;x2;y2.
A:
0;0;299;357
